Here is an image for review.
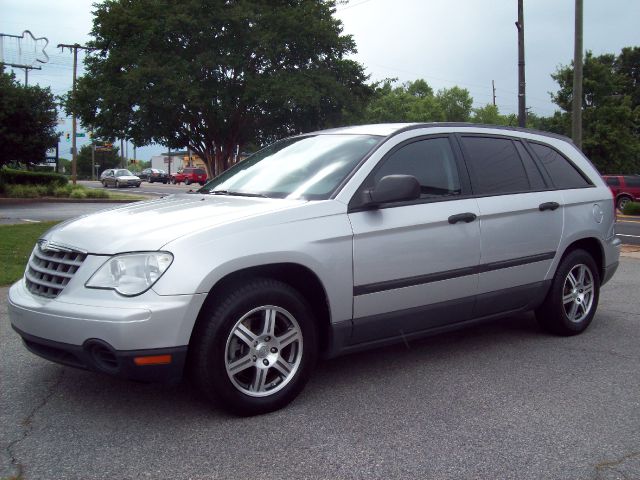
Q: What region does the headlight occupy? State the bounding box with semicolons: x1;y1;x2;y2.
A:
86;252;173;296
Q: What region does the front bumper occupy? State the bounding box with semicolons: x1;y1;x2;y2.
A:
13;325;187;383
8;270;207;382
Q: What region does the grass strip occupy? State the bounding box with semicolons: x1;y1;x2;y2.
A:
0;221;59;286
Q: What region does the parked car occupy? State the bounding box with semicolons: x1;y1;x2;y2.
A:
602;174;640;211
171;167;207;185
99;168;115;181
139;168;169;184
101;169;141;188
8;124;620;416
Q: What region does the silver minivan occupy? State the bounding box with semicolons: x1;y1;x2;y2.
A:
8;123;620;415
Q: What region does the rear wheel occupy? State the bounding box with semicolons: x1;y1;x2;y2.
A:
536;249;600;336
191;278;318;416
617;195;631;211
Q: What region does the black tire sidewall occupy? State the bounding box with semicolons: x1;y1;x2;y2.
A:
193;279;318;416
539;249;600;335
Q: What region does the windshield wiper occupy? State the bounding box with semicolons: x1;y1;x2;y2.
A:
208;190;268;198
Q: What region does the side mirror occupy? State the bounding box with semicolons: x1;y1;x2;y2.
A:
362;174;421;208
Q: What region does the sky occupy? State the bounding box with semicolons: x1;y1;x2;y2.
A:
1;0;639;161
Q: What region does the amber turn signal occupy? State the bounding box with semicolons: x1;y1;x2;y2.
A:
133;354;172;366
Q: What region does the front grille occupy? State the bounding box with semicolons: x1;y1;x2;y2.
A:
25;241;87;298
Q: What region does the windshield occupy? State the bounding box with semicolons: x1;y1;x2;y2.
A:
199;134;381;199
116;169;134;177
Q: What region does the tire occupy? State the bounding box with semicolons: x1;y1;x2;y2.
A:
617;195;631;211
185;179;192;186
171;178;177;185
535;249;600;336
191;278;318;416
115;180;120;189
163;180;168;184
102;181;107;188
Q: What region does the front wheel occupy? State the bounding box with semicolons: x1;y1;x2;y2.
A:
115;180;121;189
191;279;318;416
185;179;192;185
536;249;600;336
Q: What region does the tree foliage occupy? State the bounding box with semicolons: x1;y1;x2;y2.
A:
550;47;640;173
362;79;516;125
0;68;58;167
76;144;121;178
67;0;373;177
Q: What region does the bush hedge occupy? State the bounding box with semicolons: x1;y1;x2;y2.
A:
0;168;67;188
622;201;640;216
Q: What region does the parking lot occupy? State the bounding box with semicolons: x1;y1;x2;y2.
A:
1;256;639;479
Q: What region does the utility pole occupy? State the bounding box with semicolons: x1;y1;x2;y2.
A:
57;43;95;184
572;0;583;149
91;143;96;181
0;63;41;86
515;0;526;127
120;138;125;167
492;80;497;107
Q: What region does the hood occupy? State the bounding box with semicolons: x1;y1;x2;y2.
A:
43;194;307;254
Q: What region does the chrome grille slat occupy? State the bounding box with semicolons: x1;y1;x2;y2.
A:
28;262;75;278
33;249;84;267
25;242;87;298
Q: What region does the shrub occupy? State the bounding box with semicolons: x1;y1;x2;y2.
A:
5;185;40;198
85;188;109;199
622;201;640;216
69;189;87;199
0;168;67;187
54;185;73;197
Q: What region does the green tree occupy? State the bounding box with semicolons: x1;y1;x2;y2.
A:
77;144;121;178
471;104;517;126
435;86;473;122
67;0;372;177
0;68;58;167
549;48;640;173
362;79;444;123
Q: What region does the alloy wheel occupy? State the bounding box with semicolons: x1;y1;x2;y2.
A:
224;305;303;398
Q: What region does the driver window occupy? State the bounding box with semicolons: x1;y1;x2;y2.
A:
373;137;461;198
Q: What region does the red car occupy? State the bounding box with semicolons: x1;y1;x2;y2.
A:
170;167;208;185
602;175;640;210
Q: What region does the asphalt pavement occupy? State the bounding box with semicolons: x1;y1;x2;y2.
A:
1;258;639;479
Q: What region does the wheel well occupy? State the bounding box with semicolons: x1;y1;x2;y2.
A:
561;238;604;281
192;263;332;353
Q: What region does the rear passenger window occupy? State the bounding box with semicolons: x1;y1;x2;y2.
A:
461;137;529;195
529;143;590;189
373;137;461;198
514;142;546;190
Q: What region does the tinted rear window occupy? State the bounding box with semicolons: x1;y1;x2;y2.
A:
529;143;590;189
461;137;530;195
605;177;620;186
624;176;640;187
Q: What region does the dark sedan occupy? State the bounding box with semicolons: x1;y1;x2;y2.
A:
139;168;169;184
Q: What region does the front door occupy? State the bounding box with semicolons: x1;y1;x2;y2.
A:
348;136;481;344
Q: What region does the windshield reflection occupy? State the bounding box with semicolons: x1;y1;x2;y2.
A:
199;134;381;200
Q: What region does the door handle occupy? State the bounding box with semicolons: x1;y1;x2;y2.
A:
448;212;477;224
539;202;560;211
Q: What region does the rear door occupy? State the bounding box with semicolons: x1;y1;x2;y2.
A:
348;135;481;344
457;135;563;317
